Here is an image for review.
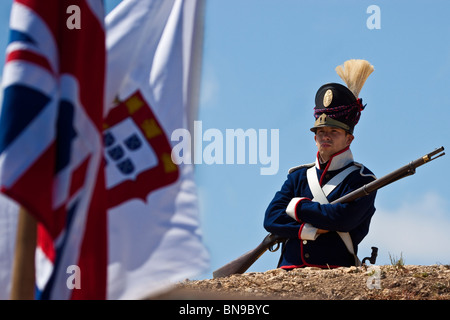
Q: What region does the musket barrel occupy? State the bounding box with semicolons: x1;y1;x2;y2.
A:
331;146;445;205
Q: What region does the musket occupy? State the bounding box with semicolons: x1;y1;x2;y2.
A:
213;146;445;278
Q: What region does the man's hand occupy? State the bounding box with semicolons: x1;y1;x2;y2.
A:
316;229;329;234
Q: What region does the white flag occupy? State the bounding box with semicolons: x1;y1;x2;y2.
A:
104;0;209;300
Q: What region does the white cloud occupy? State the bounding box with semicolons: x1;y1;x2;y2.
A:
361;192;450;265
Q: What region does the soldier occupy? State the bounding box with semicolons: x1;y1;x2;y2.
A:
264;59;377;268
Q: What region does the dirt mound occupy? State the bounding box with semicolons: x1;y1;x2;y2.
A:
165;265;450;300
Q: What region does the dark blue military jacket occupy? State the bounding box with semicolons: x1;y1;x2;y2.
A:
264;148;376;268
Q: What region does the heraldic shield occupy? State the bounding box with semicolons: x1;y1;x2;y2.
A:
103;90;179;208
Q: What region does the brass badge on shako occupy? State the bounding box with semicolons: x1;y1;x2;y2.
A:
323;89;333;107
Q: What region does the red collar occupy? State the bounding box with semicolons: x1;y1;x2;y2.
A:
315;146;353;185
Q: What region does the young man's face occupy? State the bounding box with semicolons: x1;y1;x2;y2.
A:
314;126;354;162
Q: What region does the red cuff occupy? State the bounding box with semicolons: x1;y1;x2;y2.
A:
296;197;311;220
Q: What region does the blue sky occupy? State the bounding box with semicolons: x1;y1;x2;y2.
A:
195;0;450;277
1;0;449;283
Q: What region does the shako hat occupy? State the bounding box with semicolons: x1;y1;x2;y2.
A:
311;59;374;134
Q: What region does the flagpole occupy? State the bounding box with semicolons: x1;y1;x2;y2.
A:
186;0;206;133
10;206;36;300
186;0;206;167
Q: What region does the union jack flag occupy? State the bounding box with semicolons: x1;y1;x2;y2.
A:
0;0;107;299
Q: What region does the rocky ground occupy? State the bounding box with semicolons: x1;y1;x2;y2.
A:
160;264;450;300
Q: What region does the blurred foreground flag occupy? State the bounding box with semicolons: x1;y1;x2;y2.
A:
105;0;209;299
0;0;107;299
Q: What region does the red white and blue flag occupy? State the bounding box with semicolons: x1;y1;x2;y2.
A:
0;0;107;299
0;0;209;300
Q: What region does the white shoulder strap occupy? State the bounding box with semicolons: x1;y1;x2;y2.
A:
306;166;361;266
306;166;328;203
322;166;359;197
306;165;358;201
